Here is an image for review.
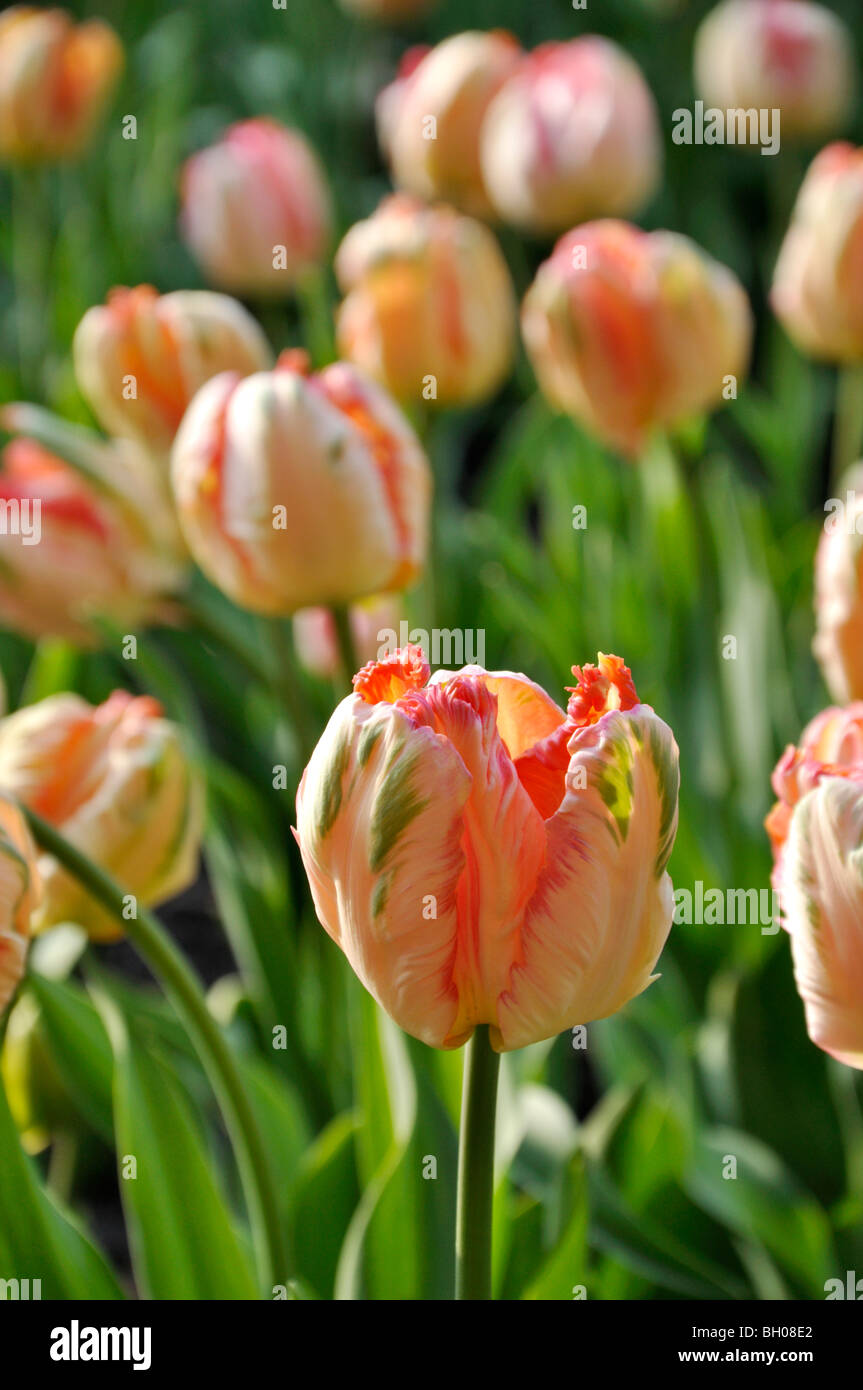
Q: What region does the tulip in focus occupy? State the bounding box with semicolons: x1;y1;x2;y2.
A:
0;415;187;644
376;32;522;219
522;219;752;455
0;6;122;163
335;195;516;406
73;285;272;455
478;37;662;236
171;350;430;615
814;464;863;703
293;595;405;681
0;691;203;942
766;705;863;1068
0;795;40;1016
694;0;855;142
296;650;680;1051
180;119;332;296
772;144;863;363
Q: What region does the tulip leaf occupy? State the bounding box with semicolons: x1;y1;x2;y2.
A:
290;1111;361;1300
0;1071;123;1299
98;999;259;1300
26;973;114;1142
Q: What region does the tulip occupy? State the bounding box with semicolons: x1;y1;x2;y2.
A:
376;32;522;220
170;350;430;614
295;649;680;1052
813;465;863;703
0;794;40;1016
0;416;187;644
694;0;855;142
73;285;272;455
180;119;332;296
335;195;516;406
0;690;203;942
478;37;661;236
293;595;404;680
522;219;752;455
772;143;863;364
0;6;122;163
766;705;863;1068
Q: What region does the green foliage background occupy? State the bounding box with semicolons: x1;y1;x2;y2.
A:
1;0;862;1301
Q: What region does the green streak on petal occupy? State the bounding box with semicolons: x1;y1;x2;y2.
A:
357;721;383;769
315;727;352;841
646;719;680;879
371;872;391;921
594;729;635;844
369;745;428;874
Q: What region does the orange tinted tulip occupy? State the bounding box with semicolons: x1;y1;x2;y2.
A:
73;285;272;454
0;6;122;163
522;219;752;454
296;650;679;1051
0;691;203;942
0;796;40;1016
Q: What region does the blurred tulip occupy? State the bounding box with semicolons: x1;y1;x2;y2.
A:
522;219;752;454
377;32;522;219
814;464;863;703
73;285;272;454
0;6;122;163
0;690;203;942
296;649;679;1051
479;37;661;236
171;350;430;614
180;119;332;296
0;411;187;644
335;195;516;406
766;705;863;1068
694;0;855;142
0;794;40;1016
293;594;405;680
772;143;863;363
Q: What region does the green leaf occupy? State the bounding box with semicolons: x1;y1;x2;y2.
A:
0;1072;123;1299
27;974;114;1142
99;998;259;1300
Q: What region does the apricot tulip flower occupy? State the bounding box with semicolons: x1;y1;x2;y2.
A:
295;650;680;1052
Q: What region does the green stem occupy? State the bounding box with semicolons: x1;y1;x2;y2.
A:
832;364;863;490
22;807;289;1298
262;616;317;761
295;265;335;368
455;1025;500;1300
11;168;51;397
331;604;359;694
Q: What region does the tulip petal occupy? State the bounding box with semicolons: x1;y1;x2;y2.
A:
296;694;472;1048
780;778;863;1070
496;705;679;1051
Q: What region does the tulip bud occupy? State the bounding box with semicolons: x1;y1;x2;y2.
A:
0;691;203;942
766;706;863;1068
376;32;522;219
0;6;122;163
522;219;752;454
293;595;405;680
0;795;40;1016
0;417;188;645
73;285;272;454
772;143;863;363
694;0;855;142
171;351;430;615
335;195;516;406
180;119;332;296
479;37;661;236
814;465;863;703
296;649;679;1051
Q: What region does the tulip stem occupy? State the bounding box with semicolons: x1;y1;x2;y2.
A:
832;364;863;489
21;807;289;1299
331;604;359;692
455;1025;500;1300
11;168;51;396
